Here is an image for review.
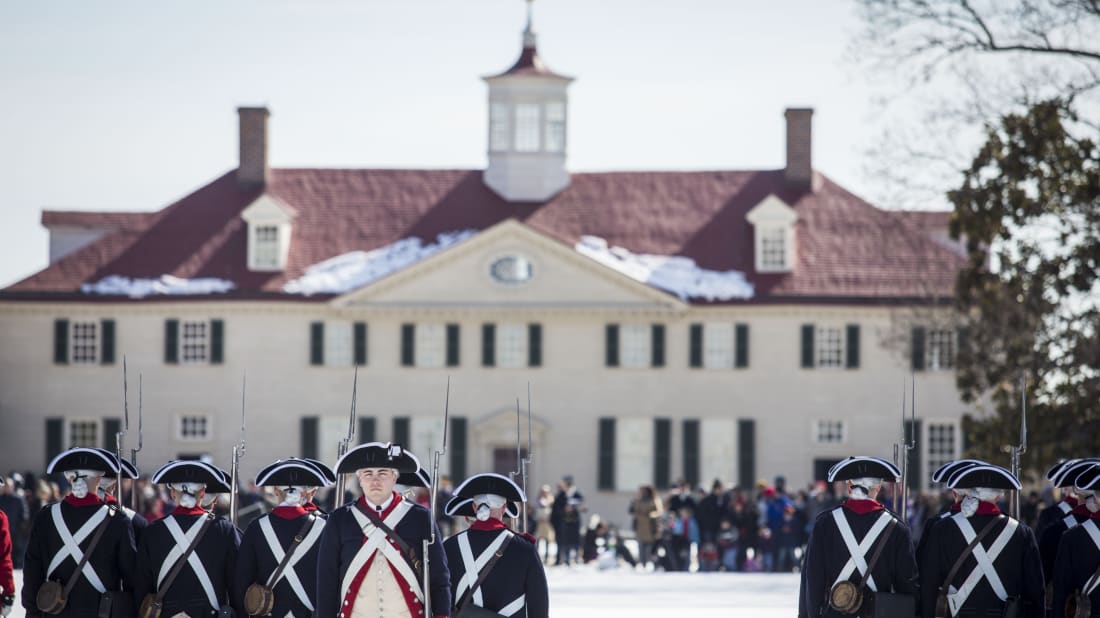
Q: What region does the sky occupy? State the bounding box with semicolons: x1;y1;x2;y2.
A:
0;0;910;289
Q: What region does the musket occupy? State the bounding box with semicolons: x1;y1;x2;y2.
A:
892;379;904;515
334;366;359;508
130;374;144;512
422;377;450;618
115;357;129;503
1010;374;1028;518
900;374;917;524
521;383;533;532
229;373;247;526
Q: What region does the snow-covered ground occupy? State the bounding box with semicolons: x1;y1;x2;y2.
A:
9;567;800;617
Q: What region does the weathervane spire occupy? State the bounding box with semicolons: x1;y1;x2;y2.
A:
523;0;537;49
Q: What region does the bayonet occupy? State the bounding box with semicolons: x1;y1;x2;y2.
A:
131;374;143;511
115;357;129;503
334;366;359;509
423;377;451;618
1010;374;1028;518
229;373;247;526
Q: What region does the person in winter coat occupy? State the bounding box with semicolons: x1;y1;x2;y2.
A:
630;485;663;569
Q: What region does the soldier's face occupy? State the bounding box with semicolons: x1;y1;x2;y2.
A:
357;467;398;506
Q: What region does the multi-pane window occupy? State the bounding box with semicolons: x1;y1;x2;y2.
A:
68;420;98;448
514;103;541;152
545;102;565;153
927;330;956;370
178;415;211;441
325;322;353;367
252;225;280;269
815;420;845;444
816;326;844;368
180;321;209;364
497;324;527;368
620;325;651;368
415;324;446;369
703;322;735;369
926;422;958;483
490;102;510;151
759;226;789;271
70;321;98;365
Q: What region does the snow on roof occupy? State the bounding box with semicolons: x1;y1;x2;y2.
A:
81;275;235;298
576;235;754;301
283;230;477;296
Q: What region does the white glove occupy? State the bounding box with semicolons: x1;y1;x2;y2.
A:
2;594;14;618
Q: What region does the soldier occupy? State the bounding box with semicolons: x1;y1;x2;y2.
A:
1051;462;1100;617
0;476;13;618
1039;459;1099;608
314;442;451;618
133;460;242;617
234;458;330;618
92;448;150;544
915;459;985;567
442;473;548;618
920;463;1044;618
1036;458;1088;535
22;447;137;618
799;456;917;618
298;458;337;516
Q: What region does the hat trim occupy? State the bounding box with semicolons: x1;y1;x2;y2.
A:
255;461;329;487
46;448;122;475
826;456;901;483
452;472;526;502
931;459;985;483
946;464;1021;490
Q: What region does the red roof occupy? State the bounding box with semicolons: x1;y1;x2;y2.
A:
3;168;964;303
42;210;155;231
488;44;569;79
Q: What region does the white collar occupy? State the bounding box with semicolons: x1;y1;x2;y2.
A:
365;492;395;513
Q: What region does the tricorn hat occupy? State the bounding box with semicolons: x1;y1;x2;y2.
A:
398;466;431;489
931;459;985;484
443;495;521;519
1074;464;1100;493
946;464;1021;490
1046;459;1081;482
90;448;140;480
827;457;901;483
1053;459;1100;489
452;472;526;503
152;460;232;494
47;447;121;476
335;442;419;474
299;458;337;486
255;459;330;488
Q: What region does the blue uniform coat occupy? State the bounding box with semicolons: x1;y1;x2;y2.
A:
443;525;548;618
233;507;324;617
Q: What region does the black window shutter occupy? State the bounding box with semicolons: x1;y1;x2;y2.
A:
801;324;815;368
689;323;703;368
393;417;411;447
911;327;927;371
401;324;415;366
46;418;64;467
605;324;620;367
528;323;542;367
654;418;671;489
165;319;179;364
845;324;860;369
358;417;376;444
651;324;666;367
103;417;121;450
300;417;319;459
446;324;460;367
310;322;325;366
905;419;922;489
735;323;749;368
955;326;968;367
54;319;69;364
481;324;496;367
451;417;468;483
597;418;616;490
210;319;224;364
353;322;368;366
100;319;116;365
738;419;756;490
683;419;700;488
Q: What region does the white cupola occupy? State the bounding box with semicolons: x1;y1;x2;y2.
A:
483;0;574;202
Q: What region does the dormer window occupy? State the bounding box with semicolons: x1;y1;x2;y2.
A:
240;194;296;272
746;195;797;273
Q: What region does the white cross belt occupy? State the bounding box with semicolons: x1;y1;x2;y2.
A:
832;509;892;592
159;515;219;609
46;504;110;594
260;514;325;611
341;501;422;604
946;514;1018;614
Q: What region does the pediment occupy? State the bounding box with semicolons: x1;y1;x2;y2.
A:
746;194;796;225
241;194;297;223
332;219;686;311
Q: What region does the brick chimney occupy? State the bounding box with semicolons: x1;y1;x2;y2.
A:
784;108;813;190
237;106;270;188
